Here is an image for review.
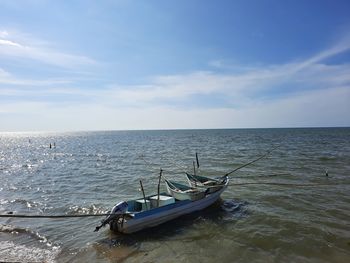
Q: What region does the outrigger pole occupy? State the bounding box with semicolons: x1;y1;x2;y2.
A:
222;145;280;178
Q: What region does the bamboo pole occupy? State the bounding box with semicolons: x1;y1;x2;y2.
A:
196;152;200;168
139;180;148;210
157;169;162;207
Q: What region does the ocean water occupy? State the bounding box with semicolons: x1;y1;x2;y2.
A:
0;128;349;262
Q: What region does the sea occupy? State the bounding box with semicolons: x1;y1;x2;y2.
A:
0;128;349;262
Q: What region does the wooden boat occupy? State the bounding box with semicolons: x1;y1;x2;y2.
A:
97;178;229;234
186;173;228;193
164;179;207;201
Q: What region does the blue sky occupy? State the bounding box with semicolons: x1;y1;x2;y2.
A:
0;0;349;131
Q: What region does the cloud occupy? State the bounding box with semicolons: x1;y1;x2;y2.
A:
103;62;350;109
0;67;71;87
0;39;22;47
1;34;349;131
0;30;9;37
2;30;349;106
94;35;349;110
294;37;350;72
1;85;348;131
3;36;350;107
0;30;96;69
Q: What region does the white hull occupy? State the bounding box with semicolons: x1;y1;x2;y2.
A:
186;174;227;194
165;182;205;201
187;180;223;194
110;180;228;233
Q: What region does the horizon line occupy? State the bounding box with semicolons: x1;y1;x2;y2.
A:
0;126;349;134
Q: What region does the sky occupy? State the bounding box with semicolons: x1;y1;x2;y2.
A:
0;0;349;132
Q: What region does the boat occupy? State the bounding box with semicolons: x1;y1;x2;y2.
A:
96;178;229;234
186;173;228;193
94;147;278;234
164;179;207;201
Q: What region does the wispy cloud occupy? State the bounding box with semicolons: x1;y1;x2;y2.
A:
1;34;349;131
101;36;350;108
1;85;348;131
0;39;21;47
294;36;350;72
3;36;350;109
0;67;71;86
0;30;96;69
0;30;9;37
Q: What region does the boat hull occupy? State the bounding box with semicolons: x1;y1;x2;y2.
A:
186;174;228;194
110;180;228;234
165;182;205;201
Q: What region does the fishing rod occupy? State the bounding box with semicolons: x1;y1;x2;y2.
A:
222;145;280;178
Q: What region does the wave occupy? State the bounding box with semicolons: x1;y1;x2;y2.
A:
0;240;59;263
68;204;107;215
221;199;249;219
8;198;42;208
0;224;54;246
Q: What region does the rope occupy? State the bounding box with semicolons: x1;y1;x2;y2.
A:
231;182;347;187
231;173;291;179
0;213;131;218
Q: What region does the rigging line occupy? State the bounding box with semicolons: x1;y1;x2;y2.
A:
139;155;157;167
138;155;173;184
223;144;280;177
138;155;164;181
173;164;189;174
139;154;188;175
159;154;189;173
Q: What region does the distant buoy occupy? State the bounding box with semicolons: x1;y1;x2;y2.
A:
325;170;328;177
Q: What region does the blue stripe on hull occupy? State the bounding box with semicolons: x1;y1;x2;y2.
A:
133;199;192;219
